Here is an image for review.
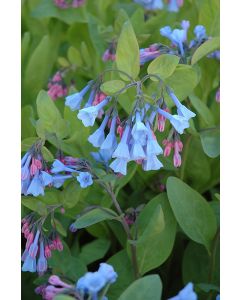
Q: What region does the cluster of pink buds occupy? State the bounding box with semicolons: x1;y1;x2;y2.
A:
157;107;170;132
140;44;161;65
35;275;73;300
21;212;64;274
163;135;183;167
47;71;68;101
53;0;85;9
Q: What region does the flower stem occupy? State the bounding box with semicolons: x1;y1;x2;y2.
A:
107;184;140;279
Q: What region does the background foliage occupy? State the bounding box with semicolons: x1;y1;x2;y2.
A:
21;0;220;299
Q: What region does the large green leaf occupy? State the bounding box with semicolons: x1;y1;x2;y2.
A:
23;35;57;101
107;250;135;299
21;105;36;139
191;37;220;65
165;65;199;100
116;21;140;81
147;54;180;80
118;275;162;300
198;0;220;36
166;177;217;250
74;207;118;229
200;128;220;158
36;90;69;139
136;193;177;274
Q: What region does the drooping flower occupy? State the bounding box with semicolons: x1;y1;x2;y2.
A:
145;123;163;156
112;124;131;160
88;114;110;147
168;282;197;300
65;82;93;111
110;157;128;175
158;108;189;134
100;116;118;151
51;159;77;174
37;241;48;275
98;263;118;284
77;97;110;127
77;172;93;188
142;154;163;171
131;111;148;145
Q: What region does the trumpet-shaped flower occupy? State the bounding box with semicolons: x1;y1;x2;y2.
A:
51;159;76;174
110;157;128;175
77;98;110;127
22;253;37;272
112;125;131;160
194;25;207;41
130;139;146;160
142;154;163;171
131;112;148;145
37;241;48;274
77;172;93;188
26;171;44;197
146;124;163;156
65;82;92;111
158;108;189;134
100;116;117;151
88;115;109;147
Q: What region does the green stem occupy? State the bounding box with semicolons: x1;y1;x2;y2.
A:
107;184;140;279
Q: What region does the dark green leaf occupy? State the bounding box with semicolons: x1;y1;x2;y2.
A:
200;128;220;158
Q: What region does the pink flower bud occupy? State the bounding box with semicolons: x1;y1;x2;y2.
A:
173;151;182;167
163;140;173;157
117;125;124;138
45;245;52;258
26;232;34;249
48;275;72;288
174;140;183;152
52;72;62;82
56;237;63;251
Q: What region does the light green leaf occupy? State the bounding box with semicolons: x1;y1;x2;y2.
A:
191;37;220;65
101;80;125;95
167;177;217;250
116;21;140;81
189;94;215;126
68;46;83;67
118;275;162;300
165;65;199;100
147;54;180;80
74;207;118;229
200;128;220;158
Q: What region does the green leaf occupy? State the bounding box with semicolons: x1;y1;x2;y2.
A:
107;250;134;299
147;54;180;80
53;218;67;237
200;128;220;158
198;0;220;36
79;238;110;265
21;105;36;139
191;37;220;65
101;80;125;95
23;35;57;101
167;177;217;250
68;46;83;67
118;275;162;300
182;240;219;286
74;207;118;229
21;197;47;216
62;180;88;209
116;21;140;81
189;95;215;126
165;65;199;100
136;193;177;274
36;90;68;138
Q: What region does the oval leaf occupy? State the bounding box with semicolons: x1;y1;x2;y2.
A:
118;275;162;300
147;54;180;80
189;95;215;126
116;21;140;81
192;37;220;65
74;207;118;229
166;177;217;250
200;128;220;158
101;80;125;95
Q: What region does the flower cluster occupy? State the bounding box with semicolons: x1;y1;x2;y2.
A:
163;132;183;167
134;0;183;12
51;157;93;188
35;263;117;300
168;282;197;300
47;71;68;101
21;212;63;274
35;275;73;300
21;141;53;197
76;263;117;300
54;0;85;9
65;77;195;175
